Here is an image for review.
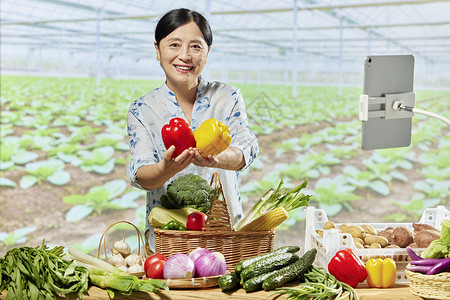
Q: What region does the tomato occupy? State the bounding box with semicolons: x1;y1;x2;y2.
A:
186;211;208;231
146;260;166;279
144;253;167;273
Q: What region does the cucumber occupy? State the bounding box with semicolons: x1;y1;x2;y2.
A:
242;269;279;292
218;272;240;291
234;245;300;274
240;252;299;282
262;248;317;291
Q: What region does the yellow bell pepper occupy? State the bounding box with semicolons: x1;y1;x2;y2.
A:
194;118;231;157
365;258;397;288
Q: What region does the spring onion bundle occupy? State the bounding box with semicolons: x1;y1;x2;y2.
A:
68;247;168;297
0;240;89;300
235;178;311;231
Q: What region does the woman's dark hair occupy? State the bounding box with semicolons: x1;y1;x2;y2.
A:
155;8;213;48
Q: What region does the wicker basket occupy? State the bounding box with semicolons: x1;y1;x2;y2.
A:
154;172;274;272
98;220;148;278
406;268;450;299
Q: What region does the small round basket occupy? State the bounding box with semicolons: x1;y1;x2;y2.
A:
98;220;147;278
406;267;450;300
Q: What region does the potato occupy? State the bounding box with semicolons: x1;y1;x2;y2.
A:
342;225;365;239
354;242;364;249
369;243;382;248
407;243;418;248
339;224;349;232
315;230;324;238
412;223;440;233
391;226;414;248
353;237;364;245
377;228;394;244
414;229;440;248
364;234;389;247
324;221;336;230
361;224;377;236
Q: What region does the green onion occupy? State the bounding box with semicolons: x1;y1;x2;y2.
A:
235;178;311;230
68;246;168;297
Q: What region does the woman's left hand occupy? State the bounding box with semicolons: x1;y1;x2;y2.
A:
192;148;219;168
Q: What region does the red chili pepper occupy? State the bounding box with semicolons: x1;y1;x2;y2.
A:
161;118;196;158
327;248;367;288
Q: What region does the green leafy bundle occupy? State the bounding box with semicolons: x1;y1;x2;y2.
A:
0;241;89;300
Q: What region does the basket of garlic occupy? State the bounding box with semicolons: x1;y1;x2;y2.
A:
97;220;147;278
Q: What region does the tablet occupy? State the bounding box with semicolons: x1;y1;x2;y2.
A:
361;55;415;150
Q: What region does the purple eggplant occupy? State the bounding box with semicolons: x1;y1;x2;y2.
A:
410;258;446;266
426;257;450;275
406;247;422;261
406;264;433;274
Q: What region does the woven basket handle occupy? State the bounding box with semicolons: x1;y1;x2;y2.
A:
203;172;233;231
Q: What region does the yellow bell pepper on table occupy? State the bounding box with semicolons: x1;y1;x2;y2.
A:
365;257;397;288
194;118;231;157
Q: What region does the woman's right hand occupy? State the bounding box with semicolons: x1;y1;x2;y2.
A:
162;145;195;173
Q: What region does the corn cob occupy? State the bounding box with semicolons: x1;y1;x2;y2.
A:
238;207;289;231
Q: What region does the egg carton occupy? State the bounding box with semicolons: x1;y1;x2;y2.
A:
304;205;449;284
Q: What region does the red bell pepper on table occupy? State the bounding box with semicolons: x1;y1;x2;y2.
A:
161;118;196;158
327;248;367;288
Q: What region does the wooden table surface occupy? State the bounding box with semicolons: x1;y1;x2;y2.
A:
45;283;421;300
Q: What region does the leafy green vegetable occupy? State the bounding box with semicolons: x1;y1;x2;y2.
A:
0;240;89;299
421;219;450;259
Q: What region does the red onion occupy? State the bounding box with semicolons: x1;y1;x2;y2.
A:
163;254;195;279
188;247;212;263
194;252;227;277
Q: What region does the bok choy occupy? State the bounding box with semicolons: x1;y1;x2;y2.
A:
235;178;311;231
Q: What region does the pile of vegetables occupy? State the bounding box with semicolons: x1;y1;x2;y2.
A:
148;206;198;228
160;174;215;214
219;246;317;292
1;241;89;300
407;247;450;275
406;219;450;275
235;178;311;231
143;248;227;280
218;245;363;298
149;207;209;231
68;247;168;298
317;220;441;250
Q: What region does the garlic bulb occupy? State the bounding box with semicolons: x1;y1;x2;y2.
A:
116;265;128;273
128;264;144;274
109;253;126;267
113;235;131;256
125;253;143;267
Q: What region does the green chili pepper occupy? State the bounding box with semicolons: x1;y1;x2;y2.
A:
161;220;186;230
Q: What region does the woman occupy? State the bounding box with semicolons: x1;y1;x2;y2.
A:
126;8;259;252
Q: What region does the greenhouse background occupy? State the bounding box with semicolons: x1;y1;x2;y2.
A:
1;0;449;256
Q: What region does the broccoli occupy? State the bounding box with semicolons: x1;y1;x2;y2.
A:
160;174;215;213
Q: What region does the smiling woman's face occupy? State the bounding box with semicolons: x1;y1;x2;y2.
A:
155;21;209;90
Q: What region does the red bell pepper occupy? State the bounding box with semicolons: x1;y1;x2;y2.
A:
161;118;196;158
327;248;367;288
